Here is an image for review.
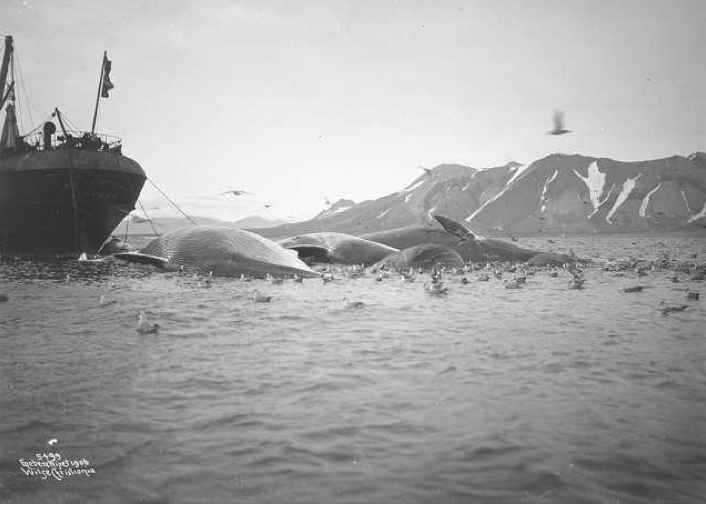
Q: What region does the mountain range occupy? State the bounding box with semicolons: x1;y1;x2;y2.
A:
251;152;706;240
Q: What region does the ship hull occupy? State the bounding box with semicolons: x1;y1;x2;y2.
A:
0;149;146;257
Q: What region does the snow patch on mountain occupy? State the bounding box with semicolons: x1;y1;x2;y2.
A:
639;184;661;217
540;169;559;212
688;201;706;223
505;163;529;187
681;190;691;213
606;174;641;223
573;161;608;216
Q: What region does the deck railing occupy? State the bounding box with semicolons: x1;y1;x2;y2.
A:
0;130;123;157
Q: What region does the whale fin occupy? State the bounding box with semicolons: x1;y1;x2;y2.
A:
433;214;478;242
114;251;170;268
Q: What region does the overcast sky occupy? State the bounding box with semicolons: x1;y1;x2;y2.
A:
3;0;705;221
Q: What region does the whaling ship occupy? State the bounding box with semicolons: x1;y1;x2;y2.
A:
0;35;146;257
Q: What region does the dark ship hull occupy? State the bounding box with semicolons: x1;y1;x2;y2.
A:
0;149;146;257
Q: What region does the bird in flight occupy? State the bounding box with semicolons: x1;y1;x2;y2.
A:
547;110;571;135
47;438;58;446
220;190;252;196
324;196;332;206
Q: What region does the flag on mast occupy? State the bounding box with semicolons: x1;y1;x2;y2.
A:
101;55;114;98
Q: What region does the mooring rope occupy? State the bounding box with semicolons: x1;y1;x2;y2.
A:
146;178;198;225
137;199;160;236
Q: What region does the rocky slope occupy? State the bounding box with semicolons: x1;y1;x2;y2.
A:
467;152;706;235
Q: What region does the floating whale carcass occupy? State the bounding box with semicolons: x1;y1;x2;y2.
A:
372;243;465;271
362;215;545;263
114;226;320;278
278;232;398;265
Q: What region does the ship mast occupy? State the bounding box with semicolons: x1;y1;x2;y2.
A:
0;35;13;112
90;51;107;134
0;35;19;151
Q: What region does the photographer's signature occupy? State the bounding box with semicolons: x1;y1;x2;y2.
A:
19;451;96;481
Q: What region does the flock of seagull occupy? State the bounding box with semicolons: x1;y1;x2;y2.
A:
114;252;704;334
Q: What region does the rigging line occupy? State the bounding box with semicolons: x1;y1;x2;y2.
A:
57;111;80;131
123;212;130;243
22;113;54;136
7;47;25;130
137;199;160;236
63;116;80;132
147;178;198;225
13;48;36;128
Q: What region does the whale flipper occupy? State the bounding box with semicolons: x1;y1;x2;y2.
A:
114;251;170;268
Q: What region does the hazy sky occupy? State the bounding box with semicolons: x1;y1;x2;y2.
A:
3;0;705;220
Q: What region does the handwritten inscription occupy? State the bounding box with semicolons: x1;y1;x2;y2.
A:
19;453;96;481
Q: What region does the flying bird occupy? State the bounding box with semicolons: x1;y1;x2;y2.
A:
220;190;252;196
47;438;58;446
547;110;571;135
324;196;332;206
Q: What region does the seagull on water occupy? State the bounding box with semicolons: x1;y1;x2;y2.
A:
547;110;571;136
99;294;117;306
253;290;272;303
137;311;160;334
623;285;645;293
343;298;365;309
505;279;523;289
424;281;448;296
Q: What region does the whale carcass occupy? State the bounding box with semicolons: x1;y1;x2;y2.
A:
278;232;398;265
115;226;319;278
372;244;465;271
362;215;542;263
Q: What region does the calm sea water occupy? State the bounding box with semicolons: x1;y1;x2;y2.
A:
1;236;705;503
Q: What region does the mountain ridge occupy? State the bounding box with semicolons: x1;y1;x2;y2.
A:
251;152;706;240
